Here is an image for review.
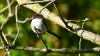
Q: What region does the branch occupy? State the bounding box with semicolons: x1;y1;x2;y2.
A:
0;0;14;46
15;47;100;53
0;0;14;55
0;29;8;46
16;0;100;45
0;46;100;53
0;0;14;14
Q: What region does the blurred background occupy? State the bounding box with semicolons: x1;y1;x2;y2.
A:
0;0;100;56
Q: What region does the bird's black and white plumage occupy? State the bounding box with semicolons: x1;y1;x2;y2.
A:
31;13;61;51
31;13;61;39
31;13;46;34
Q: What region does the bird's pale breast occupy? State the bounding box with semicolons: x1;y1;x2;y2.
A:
31;18;46;33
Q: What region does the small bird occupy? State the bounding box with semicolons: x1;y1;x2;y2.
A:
31;13;46;34
31;13;61;51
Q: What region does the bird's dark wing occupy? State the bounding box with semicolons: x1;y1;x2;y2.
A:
43;20;61;39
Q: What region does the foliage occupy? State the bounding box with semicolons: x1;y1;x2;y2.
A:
0;0;100;56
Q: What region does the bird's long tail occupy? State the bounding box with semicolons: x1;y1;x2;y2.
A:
47;30;61;39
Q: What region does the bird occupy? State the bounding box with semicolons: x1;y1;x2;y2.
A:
31;13;61;51
31;13;47;34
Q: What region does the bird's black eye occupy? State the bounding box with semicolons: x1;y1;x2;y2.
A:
33;13;43;19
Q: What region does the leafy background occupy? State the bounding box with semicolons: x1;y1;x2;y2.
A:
0;0;100;56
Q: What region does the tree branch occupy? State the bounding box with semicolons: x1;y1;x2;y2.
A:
16;0;100;45
0;29;8;46
0;0;14;14
0;46;100;53
15;47;100;53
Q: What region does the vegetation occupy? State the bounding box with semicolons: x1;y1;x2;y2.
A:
0;0;100;56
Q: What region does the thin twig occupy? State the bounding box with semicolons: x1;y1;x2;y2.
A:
81;18;89;29
4;0;13;28
79;38;81;56
0;0;14;14
53;2;72;31
65;18;89;23
17;18;32;23
4;0;14;56
0;29;8;46
4;49;10;56
0;0;14;46
7;0;13;17
79;18;89;56
38;0;55;13
12;5;19;45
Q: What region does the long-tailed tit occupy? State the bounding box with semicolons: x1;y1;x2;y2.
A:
31;13;61;51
